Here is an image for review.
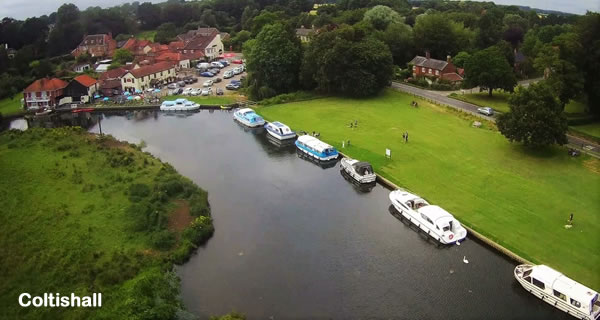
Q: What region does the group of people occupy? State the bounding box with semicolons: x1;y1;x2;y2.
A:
348;120;359;128
411;101;419;108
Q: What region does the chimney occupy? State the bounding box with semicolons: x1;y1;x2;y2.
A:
447;55;451;63
425;51;430;59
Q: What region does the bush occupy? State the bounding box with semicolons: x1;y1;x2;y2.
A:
171;240;196;264
182;216;214;245
129;183;151;202
150;230;176;250
189;192;210;217
259;91;319;106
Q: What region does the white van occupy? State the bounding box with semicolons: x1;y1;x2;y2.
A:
197;62;210;69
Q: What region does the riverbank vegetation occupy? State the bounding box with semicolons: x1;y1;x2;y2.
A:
259;89;600;288
0;127;213;319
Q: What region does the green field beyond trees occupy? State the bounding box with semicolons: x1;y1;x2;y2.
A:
259;90;600;289
0;128;213;319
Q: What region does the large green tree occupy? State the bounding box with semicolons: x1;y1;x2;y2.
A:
244;23;302;100
47;4;84;55
137;2;162;30
464;47;516;96
575;12;600;115
301;25;393;97
154;23;178;44
497;83;568;147
113;48;134;65
363;5;403;30
413;13;473;57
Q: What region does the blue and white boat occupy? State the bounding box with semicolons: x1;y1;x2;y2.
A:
233;108;265;127
160;99;199;111
295;135;339;161
264;121;296;140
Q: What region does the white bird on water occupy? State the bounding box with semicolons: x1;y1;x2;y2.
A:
463;256;469;264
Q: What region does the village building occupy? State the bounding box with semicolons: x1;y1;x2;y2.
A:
71;34;117;58
99;67;127;97
409;52;463;83
63;75;99;103
73;63;91;73
120;61;176;92
23;78;68;110
296;26;316;42
176;27;223;60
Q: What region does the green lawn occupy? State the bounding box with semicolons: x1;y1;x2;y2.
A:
452;91;588;114
571;122;600;140
135;30;156;41
166;95;236;105
259;89;600;289
0;97;23;115
0;128;212;319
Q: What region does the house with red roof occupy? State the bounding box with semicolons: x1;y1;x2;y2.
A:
72;34;117;58
176;27;223;60
121;61;176;92
63;75;99;103
23;78;68;110
409;52;463;83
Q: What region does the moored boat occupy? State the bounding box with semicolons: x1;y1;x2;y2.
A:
233;108;265;127
340;157;376;184
71;108;94;113
160;99;200;111
514;264;600;320
389;190;467;244
264;121;296;140
295;135;338;161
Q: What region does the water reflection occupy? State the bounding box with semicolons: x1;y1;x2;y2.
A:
296;149;339;169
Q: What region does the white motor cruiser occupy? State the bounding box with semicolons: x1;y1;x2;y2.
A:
340;157;376;184
264;121;296;140
515;264;600;320
160;99;200;111
389;190;467;244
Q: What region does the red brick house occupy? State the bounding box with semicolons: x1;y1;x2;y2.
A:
23;78;68;110
176;27;223;60
409;52;463;82
71;34;117;58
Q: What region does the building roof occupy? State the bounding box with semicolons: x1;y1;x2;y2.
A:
441;73;463;82
296;28;315;37
80;34;109;46
100;79;122;89
73;74;98;87
24;78;68;93
410;55;449;70
178;28;219;51
168;41;185;50
99;67;127;80
126;61;175;79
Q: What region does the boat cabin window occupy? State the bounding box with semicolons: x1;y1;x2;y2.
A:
407;200;414;209
442;225;450;232
532;278;545;290
415;202;426;209
419;213;433;224
523;269;532;278
570;298;581;308
553;290;566;301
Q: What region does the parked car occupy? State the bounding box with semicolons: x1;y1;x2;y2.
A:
232;59;243;64
191;88;202;96
223;70;234;79
171;87;183;95
200;72;214;77
167;83;178;89
226;83;240;90
211;61;224;68
477;107;494;116
216;88;224;96
215;77;222;83
203;80;214;87
208;68;220;74
219;60;229;67
183;87;193;95
197;62;210;69
230;80;241;85
191;77;198;83
240;64;246;72
177;81;186;87
233;67;242;75
201;87;212;96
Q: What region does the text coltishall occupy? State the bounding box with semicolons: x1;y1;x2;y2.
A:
19;293;102;308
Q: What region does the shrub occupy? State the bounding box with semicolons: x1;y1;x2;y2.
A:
171;240;196;264
150;230;176;250
182;216;214;245
189;192;210;217
259;91;319;106
129;183;151;202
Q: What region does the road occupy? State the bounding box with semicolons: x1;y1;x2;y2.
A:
390;82;600;157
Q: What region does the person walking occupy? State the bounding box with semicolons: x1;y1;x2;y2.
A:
568;213;574;225
405;131;409;143
402;132;406;143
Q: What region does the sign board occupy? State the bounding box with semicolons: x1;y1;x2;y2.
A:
385;148;391;158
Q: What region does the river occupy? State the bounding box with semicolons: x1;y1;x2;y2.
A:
12;110;569;319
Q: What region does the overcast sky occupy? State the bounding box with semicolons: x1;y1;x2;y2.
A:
1;0;598;20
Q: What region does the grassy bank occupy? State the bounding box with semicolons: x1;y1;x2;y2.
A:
259;89;600;289
166;95;237;105
0;97;23;116
570;123;600;140
0;127;213;319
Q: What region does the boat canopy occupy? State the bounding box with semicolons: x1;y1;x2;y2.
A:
352;162;373;175
531;265;598;304
418;205;453;222
238;108;255;114
297;135;335;153
175;98;187;103
162;101;175;106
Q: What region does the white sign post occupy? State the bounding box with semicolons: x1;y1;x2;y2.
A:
385;148;391;159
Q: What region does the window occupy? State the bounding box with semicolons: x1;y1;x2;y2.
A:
570;299;581;308
428;68;432;74
532;278;545;290
421;67;425;72
435;70;440;75
553;290;566;301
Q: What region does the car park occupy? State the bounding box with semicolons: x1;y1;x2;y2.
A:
201;87;212;96
203;80;214;87
477;107;494;116
200;72;214;77
191;88;202;96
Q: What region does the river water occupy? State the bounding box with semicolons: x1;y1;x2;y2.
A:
13;111;569;319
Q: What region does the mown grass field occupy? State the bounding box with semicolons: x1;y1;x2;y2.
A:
259;89;600;289
0;97;23;115
135;30;156;41
166;95;236;105
0;128;212;319
570;123;600;140
452;90;588;114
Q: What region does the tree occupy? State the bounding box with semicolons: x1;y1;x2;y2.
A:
301;25;393;97
113;48;134;65
137;2;162;30
381;22;414;65
413;14;464;57
363;5;402;30
497;83;568;147
464;47;516;96
476;9;503;49
47;4;84;55
575;12;600;115
452;51;470;68
154;23;178;44
244;23;302;100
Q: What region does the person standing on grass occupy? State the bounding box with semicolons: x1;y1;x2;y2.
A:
402;132;406;143
406;132;409;143
568;213;574;225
